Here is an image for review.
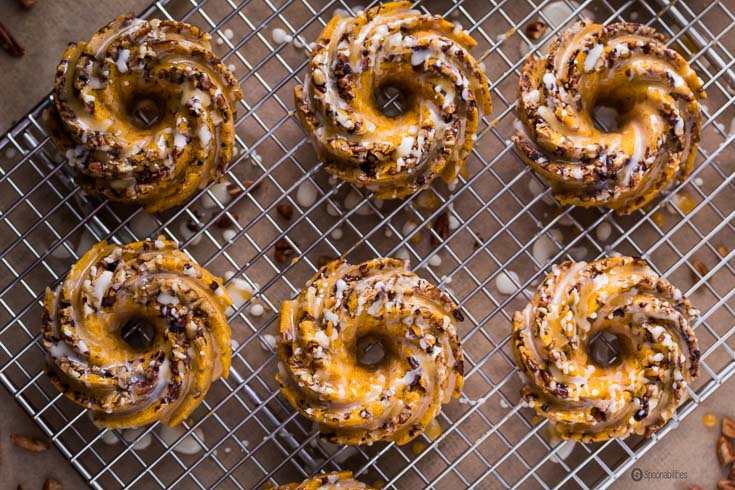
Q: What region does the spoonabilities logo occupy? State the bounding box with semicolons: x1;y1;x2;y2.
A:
630;467;687;482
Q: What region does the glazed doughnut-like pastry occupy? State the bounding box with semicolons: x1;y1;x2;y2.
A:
41;238;232;428
514;21;705;214
277;471;372;490
295;1;492;199
46;15;243;212
277;258;464;445
512;257;700;442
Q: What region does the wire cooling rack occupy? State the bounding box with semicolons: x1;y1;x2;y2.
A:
1;0;735;488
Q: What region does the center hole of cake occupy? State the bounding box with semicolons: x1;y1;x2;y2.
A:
129;96;164;128
120;317;156;351
357;335;386;367
588;331;622;367
375;85;407;117
592;104;620;132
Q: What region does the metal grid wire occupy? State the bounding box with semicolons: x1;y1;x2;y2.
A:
1;0;734;488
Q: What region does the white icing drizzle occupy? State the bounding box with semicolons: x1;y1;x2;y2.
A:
622;123;644;185
583;43;604;72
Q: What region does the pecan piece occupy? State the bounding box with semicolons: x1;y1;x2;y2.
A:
227;178;261;198
718;481;735;490
407;356;419;369
226;183;243;197
552;383;569;398
590;407;607;422
243;178;262;191
214;212;239;228
277;203;293;220
0;22;24;57
525;21;548;41
692;259;709;278
718;435;735;465
274;238;295;263
43;480;63;490
430;212;450;247
10;433;49;452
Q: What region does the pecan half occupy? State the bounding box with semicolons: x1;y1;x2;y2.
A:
718;435;735;465
724;416;735;439
718;481;735;490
